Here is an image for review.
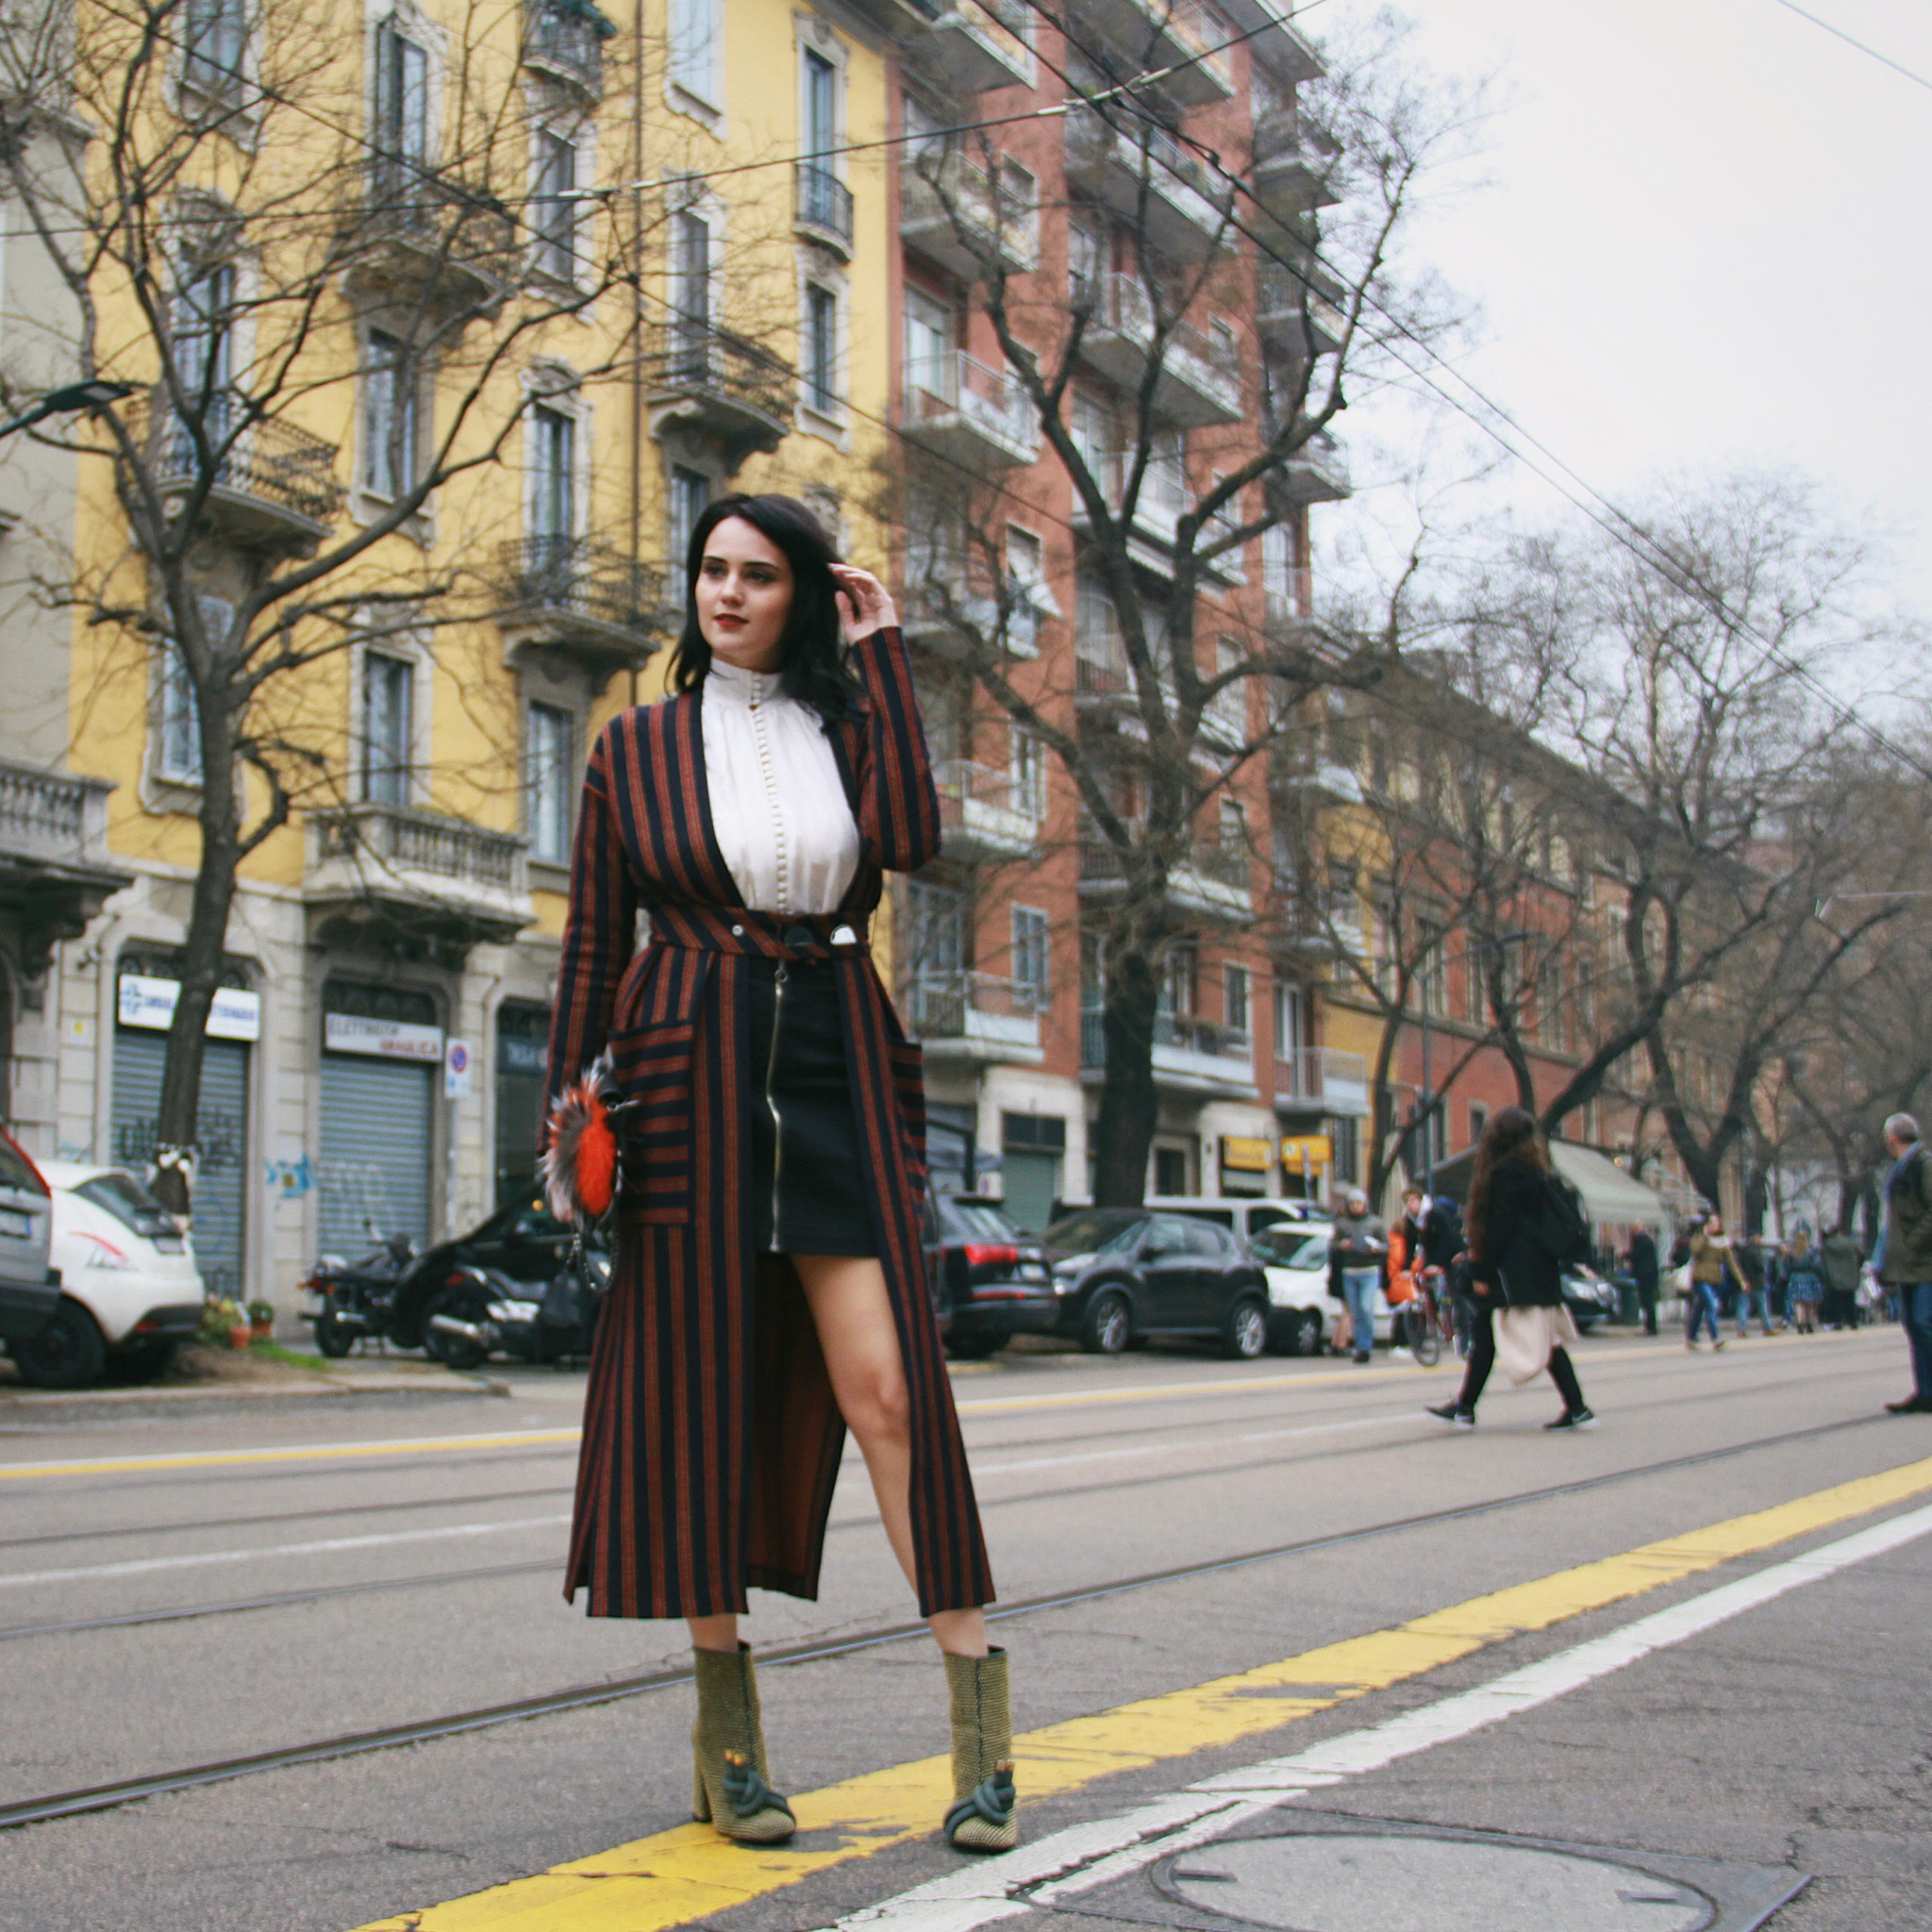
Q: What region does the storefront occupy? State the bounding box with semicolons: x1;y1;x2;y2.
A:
1220;1135;1274;1198
112;966;258;1301
1000;1112;1064;1232
317;983;441;1257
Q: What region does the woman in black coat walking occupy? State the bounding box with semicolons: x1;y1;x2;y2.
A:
1427;1108;1596;1430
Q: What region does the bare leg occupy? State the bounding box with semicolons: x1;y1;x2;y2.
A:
795;1253;989;1658
689;1612;739;1652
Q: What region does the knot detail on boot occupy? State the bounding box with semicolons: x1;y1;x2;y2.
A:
723;1749;794;1824
944;1760;1014;1849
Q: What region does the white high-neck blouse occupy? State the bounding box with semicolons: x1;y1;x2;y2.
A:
700;658;862;916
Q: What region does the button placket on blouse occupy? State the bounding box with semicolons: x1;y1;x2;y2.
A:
746;673;791;916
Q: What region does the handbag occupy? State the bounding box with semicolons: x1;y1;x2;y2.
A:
541;1051;632;1225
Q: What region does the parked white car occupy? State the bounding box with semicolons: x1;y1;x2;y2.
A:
1249;1224;1393;1356
8;1161;206;1389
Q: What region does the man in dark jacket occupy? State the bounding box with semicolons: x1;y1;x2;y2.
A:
1821;1225;1863;1332
1878;1113;1932;1414
1627;1226;1660;1336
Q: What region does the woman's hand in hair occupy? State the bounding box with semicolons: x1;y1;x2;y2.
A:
831;564;897;642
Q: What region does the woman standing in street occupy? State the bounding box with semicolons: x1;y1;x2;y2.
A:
544;495;1014;1854
1687;1213;1744;1351
1426;1108;1596;1430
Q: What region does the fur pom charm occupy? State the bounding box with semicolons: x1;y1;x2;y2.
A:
542;1053;621;1224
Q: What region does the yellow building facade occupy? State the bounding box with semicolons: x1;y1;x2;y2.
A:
31;0;902;1307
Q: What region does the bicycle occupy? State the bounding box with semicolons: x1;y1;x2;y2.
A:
1397;1268;1444;1368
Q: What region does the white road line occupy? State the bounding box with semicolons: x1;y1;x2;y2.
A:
0;1513;573;1590
831;1496;1932;1927
974;1411;1422;1476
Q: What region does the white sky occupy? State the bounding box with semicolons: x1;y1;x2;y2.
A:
1313;0;1932;628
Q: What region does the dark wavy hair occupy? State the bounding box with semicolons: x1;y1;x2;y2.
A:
663;493;863;727
1466;1105;1547;1259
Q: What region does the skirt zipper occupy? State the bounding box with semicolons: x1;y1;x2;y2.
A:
765;962;788;1250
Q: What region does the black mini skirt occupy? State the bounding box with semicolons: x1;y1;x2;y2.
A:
743;955;876;1257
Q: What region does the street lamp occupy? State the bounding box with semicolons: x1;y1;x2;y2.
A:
0;379;138;440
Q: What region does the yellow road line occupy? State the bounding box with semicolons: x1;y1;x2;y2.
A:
353;1451;1932;1932
0;1429;585;1484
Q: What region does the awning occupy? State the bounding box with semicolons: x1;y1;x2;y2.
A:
1420;1140;1671;1230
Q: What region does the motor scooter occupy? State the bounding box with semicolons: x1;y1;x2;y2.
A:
425;1242;609;1371
298;1229;420;1357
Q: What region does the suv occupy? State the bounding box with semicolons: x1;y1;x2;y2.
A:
0;1127;58;1361
1041;1207;1270;1358
1141;1195;1332;1247
923;1195;1056;1358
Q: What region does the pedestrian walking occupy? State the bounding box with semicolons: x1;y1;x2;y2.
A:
1783;1230;1824;1334
1875;1113;1932;1416
1627;1225;1660;1336
1425;1108;1596;1430
1330;1189;1388;1364
1821;1224;1863;1331
543;495;1014;1854
1734;1235;1774;1338
1687;1214;1742;1350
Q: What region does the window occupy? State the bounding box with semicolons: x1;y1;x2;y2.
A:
1005;525;1047;649
669;0;718;104
1332;1115;1359;1185
1011;725;1046;820
373;21;429;185
362;330;417;498
527;701;574;865
1011;905;1049;1006
532;130;578;281
1070;390;1111;478
1068;218;1104;303
671;209;711;373
1468;1103;1488;1150
803;46;837;153
1224;964;1250;1038
666;464;709;603
1161;944;1196;1020
183;0;247;94
804;281;839;414
1154;1147;1190;1195
1074;571;1121;667
175;262;235;421
158;595;228;786
1261;522;1291;615
905;287;953;411
528;403;575;555
362;651;415;805
1274;980;1303;1059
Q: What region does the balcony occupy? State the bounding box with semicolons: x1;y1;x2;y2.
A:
1278;756;1362;805
795;164;855;255
1274;892;1363;965
900;150;1040;280
1074;275;1241;428
1081;1008;1257;1096
1078;838;1252;922
1071;0;1233;105
933;759;1041;862
522;0;614;93
1257;259;1344;360
914;0;1036;92
307;802;532;955
1064;108;1232;265
911;972;1044;1065
1274;1044;1370;1116
904;563;1042;658
0;758;129;976
901;351;1039;470
646;321;796;468
1217;0;1324;82
348;167;521;312
1277;430;1352;504
1074;644;1135;714
125;392;341;549
1252;108;1340;216
491;537;664;681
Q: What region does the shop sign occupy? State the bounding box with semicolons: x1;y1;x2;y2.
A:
1221;1135;1274;1173
325;1013;445;1062
118;974;261;1042
1281;1134;1333;1168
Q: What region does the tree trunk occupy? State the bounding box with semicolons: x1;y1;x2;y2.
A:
1092;946;1160;1207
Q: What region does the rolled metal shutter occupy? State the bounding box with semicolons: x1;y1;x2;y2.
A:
317;1055;434;1257
110;1034;250;1300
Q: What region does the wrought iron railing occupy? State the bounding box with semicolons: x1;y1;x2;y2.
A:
524;0;611;88
910;971;1043;1039
795;163;855;244
494;536;663;636
648;320;797;420
1081;1007;1252;1070
126;391;341;527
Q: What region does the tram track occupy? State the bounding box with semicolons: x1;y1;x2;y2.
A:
0;1407;1892;1834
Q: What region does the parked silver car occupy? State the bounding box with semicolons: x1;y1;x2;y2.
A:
0;1127;60;1358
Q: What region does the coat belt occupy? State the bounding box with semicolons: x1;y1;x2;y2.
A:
647;905;870;962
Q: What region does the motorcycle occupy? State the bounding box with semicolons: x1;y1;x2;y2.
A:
424;1242;610;1372
298;1229;421;1358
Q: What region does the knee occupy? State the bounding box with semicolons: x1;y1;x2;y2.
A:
842;1367;911;1448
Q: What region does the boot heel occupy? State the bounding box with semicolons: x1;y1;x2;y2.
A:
692;1756;711;1823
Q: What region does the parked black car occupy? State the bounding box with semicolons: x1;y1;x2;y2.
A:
1041;1208;1270;1358
923;1195;1056;1358
1561;1261;1621;1332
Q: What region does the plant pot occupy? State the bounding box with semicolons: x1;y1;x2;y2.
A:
227;1324;253;1351
251;1319;274;1341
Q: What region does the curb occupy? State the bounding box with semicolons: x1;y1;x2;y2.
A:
0;1374;510;1426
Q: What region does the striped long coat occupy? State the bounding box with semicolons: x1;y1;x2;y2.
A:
546;627;993;1619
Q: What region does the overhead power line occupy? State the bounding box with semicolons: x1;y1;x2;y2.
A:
1763;0;1932;94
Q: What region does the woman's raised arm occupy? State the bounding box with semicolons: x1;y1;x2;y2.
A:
845;617;942;874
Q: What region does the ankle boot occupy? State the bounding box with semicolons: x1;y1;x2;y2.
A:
691;1643;795;1843
943;1646;1017;1853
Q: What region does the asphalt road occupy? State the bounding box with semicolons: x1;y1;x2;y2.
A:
0;1323;1925;1931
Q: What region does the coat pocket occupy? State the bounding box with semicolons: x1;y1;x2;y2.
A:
885;1037;928;1186
609;1020;696;1224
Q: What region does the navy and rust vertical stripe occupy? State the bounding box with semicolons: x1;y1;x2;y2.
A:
548;628;991;1620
